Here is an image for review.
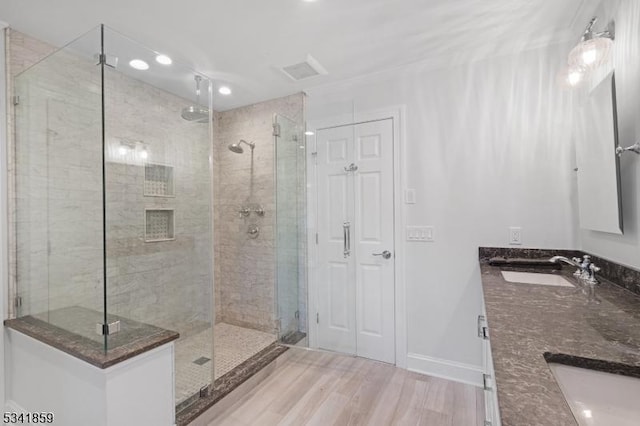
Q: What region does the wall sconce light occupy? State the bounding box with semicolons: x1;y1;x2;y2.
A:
561;17;614;88
569;17;614;70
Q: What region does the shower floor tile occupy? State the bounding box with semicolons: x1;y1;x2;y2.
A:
174;323;276;406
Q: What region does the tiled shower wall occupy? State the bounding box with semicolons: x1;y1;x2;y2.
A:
213;94;304;334
8;29;212;336
103;66;212;335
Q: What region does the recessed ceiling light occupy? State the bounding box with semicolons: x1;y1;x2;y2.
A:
155;54;172;65
304;131;315;136
218;86;232;95
129;59;149;70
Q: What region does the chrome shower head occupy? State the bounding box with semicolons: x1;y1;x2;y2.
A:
181;75;210;123
228;143;244;153
228;139;255;154
181;105;209;123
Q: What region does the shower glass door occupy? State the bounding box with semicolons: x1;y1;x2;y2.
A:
275;114;308;346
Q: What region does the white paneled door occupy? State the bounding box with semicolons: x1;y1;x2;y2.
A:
316;119;395;364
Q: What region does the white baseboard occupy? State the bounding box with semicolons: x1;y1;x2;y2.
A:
407;352;483;387
4;400;26;413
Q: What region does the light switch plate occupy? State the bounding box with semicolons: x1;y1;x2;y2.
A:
404;189;416;204
407;226;434;242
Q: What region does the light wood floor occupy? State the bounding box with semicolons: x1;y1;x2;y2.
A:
209;348;485;426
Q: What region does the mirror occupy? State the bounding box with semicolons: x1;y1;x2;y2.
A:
575;71;623;234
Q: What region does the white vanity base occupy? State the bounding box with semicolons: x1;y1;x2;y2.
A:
4;328;175;426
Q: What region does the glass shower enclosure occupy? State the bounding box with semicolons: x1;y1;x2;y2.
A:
12;24;214;413
275;114;307;346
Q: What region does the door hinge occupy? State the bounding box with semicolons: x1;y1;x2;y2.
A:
295;310;300;319
316;312;319;324
96;320;121;336
12;95;20;106
315;232;319;244
14;296;22;308
273;123;281;137
483;373;493;391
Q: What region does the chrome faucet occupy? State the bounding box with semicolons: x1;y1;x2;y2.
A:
549;255;600;285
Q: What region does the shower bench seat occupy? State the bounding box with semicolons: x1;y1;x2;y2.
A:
4;307;179;426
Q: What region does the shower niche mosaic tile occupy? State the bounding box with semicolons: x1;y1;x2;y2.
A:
144;163;175;197
145;209;175;242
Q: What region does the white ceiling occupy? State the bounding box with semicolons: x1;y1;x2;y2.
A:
0;0;598;111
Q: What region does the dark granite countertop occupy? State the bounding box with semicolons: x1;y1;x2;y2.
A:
4;306;179;369
479;248;640;426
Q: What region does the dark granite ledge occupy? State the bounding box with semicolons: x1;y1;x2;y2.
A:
479;246;640;297
176;343;289;426
478;247;582;262
4;307;179;369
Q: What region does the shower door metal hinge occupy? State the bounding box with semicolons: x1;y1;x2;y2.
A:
97;53;107;66
96;53;118;68
12;95;19;106
315;233;319;244
96;320;121;336
295;310;300;319
272;123;281;137
14;296;22;308
316;313;319;324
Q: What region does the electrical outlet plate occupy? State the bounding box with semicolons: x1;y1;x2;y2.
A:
509;227;522;245
407;226;434;242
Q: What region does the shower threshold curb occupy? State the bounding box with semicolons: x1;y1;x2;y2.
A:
176;342;289;426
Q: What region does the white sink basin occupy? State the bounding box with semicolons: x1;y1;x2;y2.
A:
549;363;640;426
500;271;574;287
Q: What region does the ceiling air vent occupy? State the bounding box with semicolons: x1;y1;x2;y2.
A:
281;55;328;81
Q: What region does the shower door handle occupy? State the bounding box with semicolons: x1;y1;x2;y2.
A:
343;221;351;258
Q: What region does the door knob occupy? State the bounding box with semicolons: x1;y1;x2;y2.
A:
373;250;392;259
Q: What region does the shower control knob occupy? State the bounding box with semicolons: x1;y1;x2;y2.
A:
373;250;392;259
247;224;260;239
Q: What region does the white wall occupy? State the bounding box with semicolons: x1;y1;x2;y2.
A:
307;42;579;377
1;22;9;410
579;0;640;268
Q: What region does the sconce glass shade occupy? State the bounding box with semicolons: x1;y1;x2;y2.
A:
567;67;585;87
568;37;613;69
558;64;586;88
